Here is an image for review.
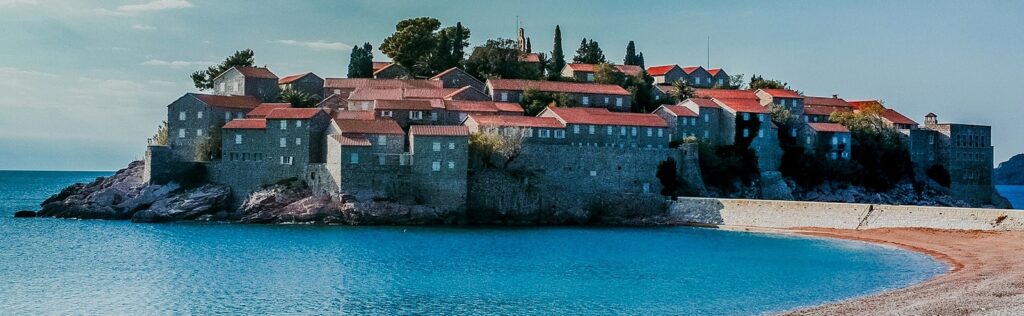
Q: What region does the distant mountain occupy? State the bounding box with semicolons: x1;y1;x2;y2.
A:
995;154;1024;185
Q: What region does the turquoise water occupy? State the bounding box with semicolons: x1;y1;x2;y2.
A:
0;171;946;315
997;185;1024;209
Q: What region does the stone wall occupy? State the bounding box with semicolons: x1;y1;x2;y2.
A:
144;145;196;185
669;197;1024;231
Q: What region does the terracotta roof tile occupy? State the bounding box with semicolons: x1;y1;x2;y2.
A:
803;96;851;108
646;64;679;76
467;115;565;129
333;110;376;120
371;62;393;72
335;119;404;135
683;98;721;108
808;122;850;133
658;105;698;117
544;107;668;128
246;103;291;118
681;66;703;74
223;119;267;129
409;125;469;136
759;88;803;99
713;98;768;114
694;89;758;100
323;78;441;89
332;134;372;147
429;67;466;80
266;108;326;119
191;93;263;109
373;63;407;76
348;88;405;101
707;68;724;76
493;102;525;113
881;109;918;126
278;72;311;84
488;79;630;95
234;67;278;79
520;53;541;63
565;64;643;76
375;99;435;110
803;105;852;116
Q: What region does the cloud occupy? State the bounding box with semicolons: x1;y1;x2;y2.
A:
276;39;351;51
131;24;156;31
94;0;193;16
0;0;37;7
141;59;213;68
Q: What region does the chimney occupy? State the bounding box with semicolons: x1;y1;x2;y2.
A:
832;94;838;99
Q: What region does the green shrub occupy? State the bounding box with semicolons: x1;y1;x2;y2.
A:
926;164;952;187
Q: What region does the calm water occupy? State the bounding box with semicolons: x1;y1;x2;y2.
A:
0;171;946;315
997;185;1024;209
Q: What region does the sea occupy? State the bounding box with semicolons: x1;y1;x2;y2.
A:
0;171;950;315
997;185;1024;210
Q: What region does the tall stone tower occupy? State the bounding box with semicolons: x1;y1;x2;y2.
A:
516;27;530;53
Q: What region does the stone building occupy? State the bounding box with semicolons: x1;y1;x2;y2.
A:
325;118;408;196
646;64;716;87
910;113;995;205
278;72;324;99
881;109;919;131
263;108;332;167
708;68;730;87
559;63;643;82
647;64;685;85
538;107;670;148
486;79;632;111
652;104;699;142
430;67;485;92
221;118;269;163
442;100;524;124
802;95;853;123
805;123;852;160
212;66;281;101
166;93;262;161
373;63;412;79
712;97;782;171
408;126;470;209
463;115;568;145
243;103;291;119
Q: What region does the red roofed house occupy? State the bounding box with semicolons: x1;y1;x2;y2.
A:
373;63;412;79
278;72;324;99
707;68;730;88
324;117;410;195
560;63;644;82
647;64;684;85
909;113;996;205
212;66;281;101
430;67;485;92
166;93;263;161
486;79;632;112
806;123;851;160
443;100;524;125
538;107;670;148
408;125;470;207
802;95;853;123
221;119;268;163
678;98;727;144
881;109;918;130
322;78;442;99
653;104;700;143
463;115;567;145
245;103;291;119
263;107;331;167
681;66;714;88
711;97;783;170
755;88;805;138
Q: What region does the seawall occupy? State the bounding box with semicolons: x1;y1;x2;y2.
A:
669;197;1024;231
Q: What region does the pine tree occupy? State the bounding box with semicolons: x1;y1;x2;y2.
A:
548;25;565;79
624;41;638;65
573;39;605;64
190;49;255;90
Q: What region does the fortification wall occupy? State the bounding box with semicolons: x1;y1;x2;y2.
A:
144;145;197;185
669;197;1024;231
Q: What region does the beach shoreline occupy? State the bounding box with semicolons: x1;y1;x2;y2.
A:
781;227;1024;315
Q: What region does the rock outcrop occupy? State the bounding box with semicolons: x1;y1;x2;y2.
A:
13;210;37;218
790;181;972;207
995;154;1024;185
131;184;231;223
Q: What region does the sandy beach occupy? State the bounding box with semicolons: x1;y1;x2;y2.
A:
784;228;1024;315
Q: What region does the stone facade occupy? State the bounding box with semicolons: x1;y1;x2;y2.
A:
430;68;485;92
279;73;324;99
373;64;412;79
213;67;281;101
913;114;995;205
408;129;469;209
166;93;260;161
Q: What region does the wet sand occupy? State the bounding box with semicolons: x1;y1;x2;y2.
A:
784;228;1024;315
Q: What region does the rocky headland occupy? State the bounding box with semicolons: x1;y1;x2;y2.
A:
995;154;1024;185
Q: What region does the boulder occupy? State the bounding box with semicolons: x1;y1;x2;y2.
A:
131;184;231;223
38;161;147;219
13;210;37;218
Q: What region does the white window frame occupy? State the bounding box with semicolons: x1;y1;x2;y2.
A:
646;128;653;137
743;113;750;121
235;134;242;144
279;137;287;148
573;125;580;134
295;137;302;146
616;97;623;107
631;127;638;136
409;111;423;120
500;92;508;102
657;129;663;137
381;110;393;117
179;111;186;121
703;113;709;122
432;142;441;152
296;120;302;128
350;153;359;164
581;96;590;105
280;120;287;130
178;129;185;138
588;125;595;134
225;112;231;121
197;111;203;119
448;161;455;169
378;135;387;146
196;129;203;137
743;129;749;138
606;126;613;135
431;161;441;172
448;142;455;149
553;130;564;139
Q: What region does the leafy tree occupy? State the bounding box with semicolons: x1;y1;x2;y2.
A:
194;128;223;162
717;73;744;90
279;89;321;108
465;38;542;80
347;43;374;78
748;74;789;90
626;71;658;113
468;128;530;169
190;49;255;90
573;38;606;64
670;80;695;100
697;141;760;193
435;23;471;69
830;102;914;191
149;121;169;146
520;89;577;116
593;63;625;85
547;25;566;80
656;157;680;196
623;41;644;67
380;18;470;76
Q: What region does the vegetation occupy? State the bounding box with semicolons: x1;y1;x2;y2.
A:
829;102;914;191
465;38;542;80
379;18;470;77
669;80;695;100
623;41;645;67
279;89;320;108
697;141;760;193
926;164;952;187
190;49;255;90
520;89;577;116
656;158;679;196
713;73;744;90
347;43;374;78
627;71;659;113
546;25;566;80
748;74;789;91
572;38;606;64
194;128;223;162
150;121;169;146
592;63;625;85
468;128;530;169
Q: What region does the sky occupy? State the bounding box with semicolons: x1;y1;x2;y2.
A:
0;0;1021;171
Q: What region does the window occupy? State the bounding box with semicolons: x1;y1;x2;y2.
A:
830;152;838;160
179;111;186;121
219;82;226;92
295;138;302;146
703;130;709;139
616;97;623;107
695;77;701;85
573;125;580;134
224;112;231;121
448;142;455;149
350;153;359;164
691;118;697;126
333;89;341;95
409;111;423;120
928;135;935;144
657;129;663;137
236;112;243;119
197;111;203;119
553;130;564;138
280;156;293;165
620;127;626;136
646;128;653;137
279;138;286;147
378;154;386;165
432;142;441;151
377;135;387;146
432;161;441;172
631;127;638;136
235;134;242;144
500;92;508;102
642;183;651;193
296;120;302;128
831;136;838;145
381;110;393;117
743;129;749;138
806;136;812;145
606;126;613;135
448;161;455;169
758;114;765;122
196;129;203;137
538;129;550;138
842;151;849;159
586;73;594;81
588;125;595;134
743;113;750;121
280;120;287;130
178;129;185;138
703;113;709;122
590;171;597;176
758;130;764;138
431;111;438;121
582;96;590;105
791;128;797;137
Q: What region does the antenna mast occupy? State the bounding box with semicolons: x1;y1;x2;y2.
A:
707;36;710;68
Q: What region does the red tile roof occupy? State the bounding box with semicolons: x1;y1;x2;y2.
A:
808;122;850;133
246;103;291;118
707;68;724;76
881;109;918;126
520;53;541;63
429;67;467;80
191;94;263;109
333;110;376;120
713;98;768;114
371;62;393;72
266;108;326;119
848;100;882;110
759;89;803;98
658;105;698;117
803;105;851;116
646;64;679;76
494;102;525;113
375;99;435;111
803;96;851;108
278;72;311;84
409;125;470;136
683;98;720;108
373;63;406;76
348;88;405;101
234;67;278;79
565;64;643;76
467;115;565;129
681;66;703;74
693;89;758;100
335;119;404;135
445;100;502;113
223;119;267;129
544;107;668;128
332;134;372;147
488;79;630;95
405;88;462;99
323;78;442;89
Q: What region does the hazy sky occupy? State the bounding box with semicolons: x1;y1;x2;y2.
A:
1;0;1021;171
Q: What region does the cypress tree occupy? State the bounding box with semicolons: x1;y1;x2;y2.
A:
453;22;465;63
548;25;565;79
624;41;638;65
347;45;363;78
526;37;532;53
637;52;645;68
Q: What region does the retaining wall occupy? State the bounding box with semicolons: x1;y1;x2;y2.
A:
670;197;1024;231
